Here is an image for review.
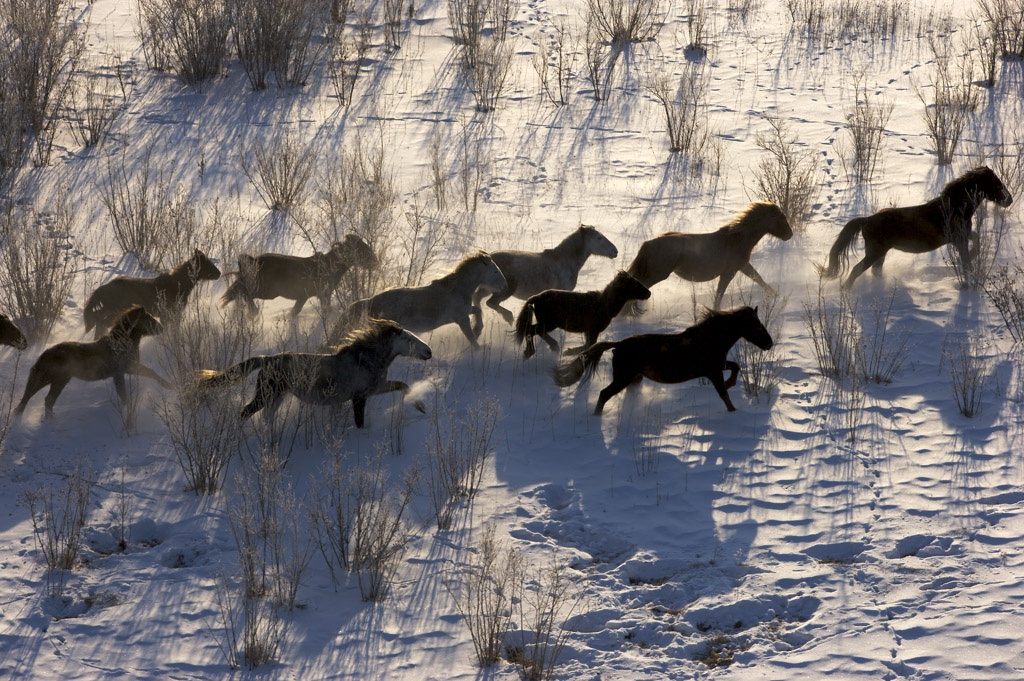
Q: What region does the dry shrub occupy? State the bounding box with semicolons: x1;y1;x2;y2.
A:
23;467;93;598
242;133;317;212
943;334;991;418
841;76;893;183
229;0;326;90
916;36;979;166
584;0;663;49
752;116;818;231
985;262;1024;343
137;0;230;87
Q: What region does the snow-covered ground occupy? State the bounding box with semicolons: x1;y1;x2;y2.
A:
3;0;1024;678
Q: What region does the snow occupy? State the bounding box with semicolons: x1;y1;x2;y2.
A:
2;0;1024;679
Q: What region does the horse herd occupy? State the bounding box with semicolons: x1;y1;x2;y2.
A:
1;166;1014;427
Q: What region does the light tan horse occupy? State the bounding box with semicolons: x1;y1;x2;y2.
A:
626;202;792;310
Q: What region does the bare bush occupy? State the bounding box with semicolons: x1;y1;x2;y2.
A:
0;0;86;168
841;77;893;183
213;574;284;670
943;201;1011;290
445;525;524;666
582;19;615;101
243;133;317;212
971;15;1000;88
0;199;79;344
147;0;230;87
647;64;714;160
155;302;254;494
856;286;911;384
916;37;979;166
944;334;991;417
135;0;173;71
510;559;584;681
985;262;1024;343
101;147;212;271
23;467;92;598
737;288;787;400
448;0;518;112
424;397;500;530
70;59;132;149
533;21;577;107
383;0;406;50
977;0;1024;60
803;278;859;381
752;115;818;230
585;0;662;49
468;36;515;113
229;0;326;90
786;0;906;43
684;0;710;55
310;449;415;600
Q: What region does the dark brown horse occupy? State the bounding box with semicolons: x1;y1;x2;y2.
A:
553;306;773;414
221;235;377;316
196;319;431;427
514;271;650;358
626;202;793;310
16;306;170;419
824;166;1014;288
84;249;221;337
0;314;28;350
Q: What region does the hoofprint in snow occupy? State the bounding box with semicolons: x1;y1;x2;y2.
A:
2;0;1024;679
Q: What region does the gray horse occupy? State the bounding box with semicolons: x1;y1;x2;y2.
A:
474;225;619;328
332;251;507;349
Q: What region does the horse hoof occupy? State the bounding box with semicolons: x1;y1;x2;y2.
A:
413;400;426;414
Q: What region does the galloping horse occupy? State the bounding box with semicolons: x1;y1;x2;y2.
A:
16;306;170;419
474;225;619;327
330;252;507;349
824;166;1014;288
197;319;431;428
553;306;773;414
0;314;28;350
626;202;793;310
222;235;377;316
514;271;650;358
84;249;221;337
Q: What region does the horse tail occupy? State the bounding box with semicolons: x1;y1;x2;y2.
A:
552;341;616;388
196;356;273;388
82;288;109;333
220;281;241;307
823;218;864;279
514;301;535;345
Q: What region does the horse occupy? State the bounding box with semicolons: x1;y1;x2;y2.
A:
0;314;28;350
626;202;793;310
196;319;431;427
84;249;221;338
221;235;377;316
473;225;619;327
513;271;650;359
329;251;507;349
16;306;170;419
552;306;773;414
823;166;1014;288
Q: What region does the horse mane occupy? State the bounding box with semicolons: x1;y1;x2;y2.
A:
940;167;995;204
686;306;752;338
334;318;402;356
722;202;780;233
106;305;147;337
434;251;491;285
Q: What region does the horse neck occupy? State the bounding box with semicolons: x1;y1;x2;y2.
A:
434;262;484;297
548;232;590;277
344;336;392;372
689;315;745;349
107;324;144;352
600;282;636;315
724;221;769;250
938;186;983;222
156;261;196;294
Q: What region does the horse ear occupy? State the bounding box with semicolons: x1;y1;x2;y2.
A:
754;306;759;315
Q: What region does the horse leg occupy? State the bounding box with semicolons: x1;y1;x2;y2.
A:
485;289;516;326
708;372;737;412
241;375;280;419
738;263;775;296
713;271;739;309
594;359;640;415
456;317;481;349
113;373;128;404
290;296;309;317
128;361;171;389
844;243;887;289
43;378;71;419
538;330;560;353
523;329;536;359
563;330;595;356
723;360;740;389
470;304;484;337
870;253;887;276
14;368;49;415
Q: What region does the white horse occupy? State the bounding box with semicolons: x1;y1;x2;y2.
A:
331;251;507;348
474;225;619;327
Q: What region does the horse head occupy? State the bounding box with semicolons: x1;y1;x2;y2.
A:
751;202;794;241
580;225;619;259
978;166;1014;208
0;314;28;350
611;271;651;301
371;318;432;360
190;249;222;281
473;251;508;293
740;306;774;350
112;306;164;339
337;234;379;269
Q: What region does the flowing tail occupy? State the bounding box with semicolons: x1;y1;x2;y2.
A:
823;217;865;279
195;355;275;388
552;341;616;387
513;301;534;346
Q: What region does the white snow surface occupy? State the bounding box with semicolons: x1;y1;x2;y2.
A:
2;0;1024;679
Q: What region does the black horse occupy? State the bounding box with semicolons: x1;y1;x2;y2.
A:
16;306;170;419
84;249;221;337
824;166;1014;288
514;271;650;358
196;319;431;427
553;306;773;414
